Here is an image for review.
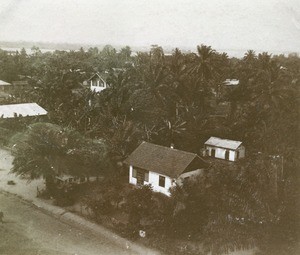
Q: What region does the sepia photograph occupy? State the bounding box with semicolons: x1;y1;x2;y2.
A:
0;0;299;254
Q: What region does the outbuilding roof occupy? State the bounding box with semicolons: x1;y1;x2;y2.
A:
0;103;47;118
205;137;242;150
124;142;207;178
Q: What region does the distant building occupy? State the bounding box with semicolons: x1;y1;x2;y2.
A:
11;80;31;91
204;137;245;162
0;92;11;102
210;101;231;118
55;175;96;186
87;73;108;93
0;103;47;118
0;80;12;92
223;79;239;86
124;142;208;196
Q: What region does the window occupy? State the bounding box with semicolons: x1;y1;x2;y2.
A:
132;168;137;178
144;171;149;182
159;175;165;187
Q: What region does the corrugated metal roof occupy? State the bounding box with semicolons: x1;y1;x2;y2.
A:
205;137;242;150
0;80;12;86
0;103;47;118
124;142;207;178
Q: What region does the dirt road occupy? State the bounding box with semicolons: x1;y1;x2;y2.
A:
0;191;136;255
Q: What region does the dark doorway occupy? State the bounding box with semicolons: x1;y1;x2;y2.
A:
211;149;216;158
225;150;230;160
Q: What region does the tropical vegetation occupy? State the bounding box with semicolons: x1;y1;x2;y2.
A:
0;44;299;254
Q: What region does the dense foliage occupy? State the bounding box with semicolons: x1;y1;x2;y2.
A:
1;44;299;254
11;122;108;191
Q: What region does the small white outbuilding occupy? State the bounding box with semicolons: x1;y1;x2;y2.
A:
204;136;245;162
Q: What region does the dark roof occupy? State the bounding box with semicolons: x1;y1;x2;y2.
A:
124;142;207;178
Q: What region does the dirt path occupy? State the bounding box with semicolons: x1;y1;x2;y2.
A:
0;192;135;255
0;148;45;200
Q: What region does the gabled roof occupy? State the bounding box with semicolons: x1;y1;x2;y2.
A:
205;137;242;150
87;72;107;82
0;103;47;118
0;80;11;86
124;142;207;178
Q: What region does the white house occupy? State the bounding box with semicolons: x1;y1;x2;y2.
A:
223;79;239;86
124;142;208;196
204;137;245;162
87;73;108;93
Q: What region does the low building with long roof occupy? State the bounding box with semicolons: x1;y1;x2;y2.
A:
0;103;47;118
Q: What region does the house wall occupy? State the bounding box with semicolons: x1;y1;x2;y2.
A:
238;146;245;159
90;78;107;93
0;86;11;92
129;165;137;185
205;145;236;161
91;85;106;93
145;171;174;196
129;165;174;196
206;145;245;161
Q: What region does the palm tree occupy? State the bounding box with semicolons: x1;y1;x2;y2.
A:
243;50;257;63
10;123;107;191
11;123;72;190
190;44;216;83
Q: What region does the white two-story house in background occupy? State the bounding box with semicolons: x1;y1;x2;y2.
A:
87;73;108;93
124;142;208;196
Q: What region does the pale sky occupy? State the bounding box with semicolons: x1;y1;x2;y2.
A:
0;0;299;52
